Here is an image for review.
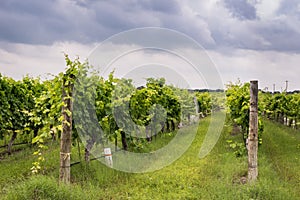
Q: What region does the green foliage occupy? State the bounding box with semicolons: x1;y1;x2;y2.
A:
97;75;126;141
261;92;300;129
226;140;247;157
0;75;39;137
226;82;250;134
173;88;196;125
0;73;45;159
226;81;264;144
130;78;181;129
0;55;213;158
195;92;212;117
31;142;48;175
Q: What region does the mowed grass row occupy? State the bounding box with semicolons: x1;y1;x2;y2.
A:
1;112;300;199
261;120;300;188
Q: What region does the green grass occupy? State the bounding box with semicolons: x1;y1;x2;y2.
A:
1;113;300;199
261;120;300;186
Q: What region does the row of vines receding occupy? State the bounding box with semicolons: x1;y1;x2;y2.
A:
0;55;218;177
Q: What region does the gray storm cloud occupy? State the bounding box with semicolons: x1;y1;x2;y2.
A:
0;0;299;90
0;0;298;51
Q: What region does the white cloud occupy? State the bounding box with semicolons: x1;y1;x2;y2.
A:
208;48;300;91
255;0;282;20
0;41;95;79
1;41;299;91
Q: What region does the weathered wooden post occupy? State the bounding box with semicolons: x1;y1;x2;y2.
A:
248;80;258;182
59;73;74;184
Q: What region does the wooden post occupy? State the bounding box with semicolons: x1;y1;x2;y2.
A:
59;75;73;184
248;80;258;182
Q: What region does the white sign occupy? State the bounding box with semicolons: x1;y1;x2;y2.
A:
104;148;113;167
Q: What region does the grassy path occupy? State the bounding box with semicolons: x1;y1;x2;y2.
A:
261;120;300;189
2;113;300;199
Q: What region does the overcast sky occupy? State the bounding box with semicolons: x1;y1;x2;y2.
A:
0;0;299;91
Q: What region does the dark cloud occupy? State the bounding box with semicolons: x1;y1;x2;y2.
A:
211;19;300;52
255;19;300;52
0;0;299;52
138;0;181;14
206;0;300;52
0;0;92;44
0;0;184;45
224;0;257;20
